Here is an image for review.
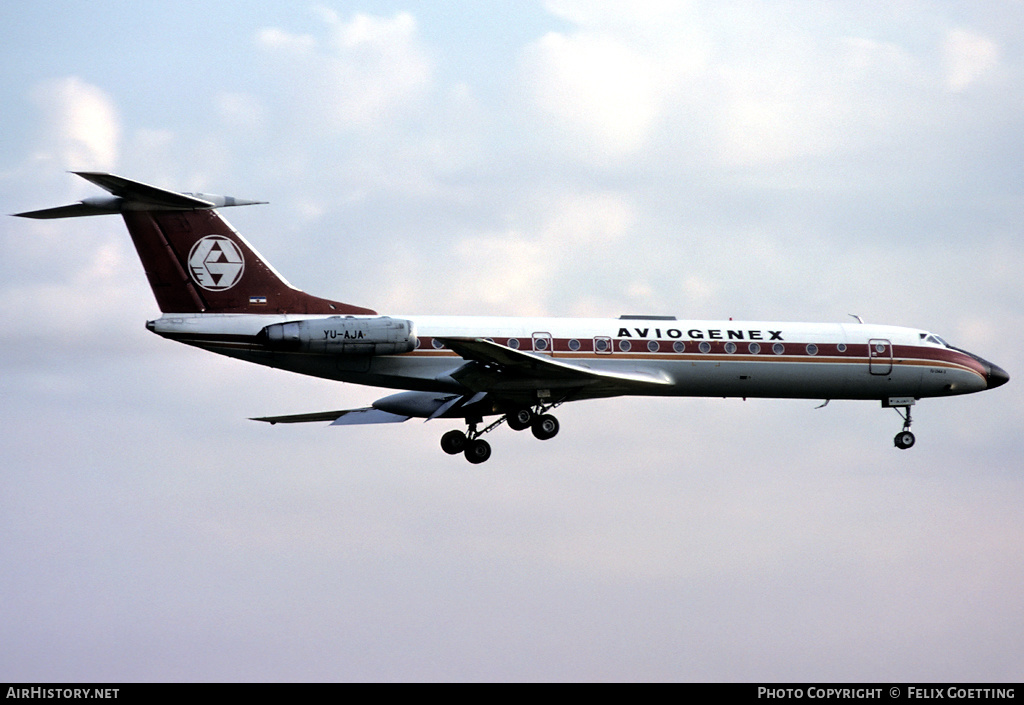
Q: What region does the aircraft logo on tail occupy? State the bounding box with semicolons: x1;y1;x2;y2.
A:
188;235;245;290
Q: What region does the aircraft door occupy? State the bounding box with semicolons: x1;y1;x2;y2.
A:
868;339;893;375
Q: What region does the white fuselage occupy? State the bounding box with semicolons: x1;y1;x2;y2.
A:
148;313;991;404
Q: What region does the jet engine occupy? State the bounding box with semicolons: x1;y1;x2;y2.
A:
259;316;417;355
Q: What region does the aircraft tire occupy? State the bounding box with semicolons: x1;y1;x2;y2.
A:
532;414;559;441
465;438;492;464
441;430;467;455
894;431;915;450
507;408;533;431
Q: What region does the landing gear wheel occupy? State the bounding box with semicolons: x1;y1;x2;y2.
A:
464;438;492;464
440;430;467;455
531;414;559;441
507;408;533;431
894;431;916;450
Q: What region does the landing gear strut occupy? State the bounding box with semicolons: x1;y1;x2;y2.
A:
892;405;915;450
439;401;563;463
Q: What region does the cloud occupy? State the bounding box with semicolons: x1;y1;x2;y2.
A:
943;28;1000;92
256;10;433;132
214;93;266;135
256;26;316;53
523;32;669;157
377;192;636;316
521;3;1012;171
29;77;120;171
520;3;708;160
706;28;931;168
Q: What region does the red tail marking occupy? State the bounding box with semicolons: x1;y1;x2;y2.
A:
122;210;375;315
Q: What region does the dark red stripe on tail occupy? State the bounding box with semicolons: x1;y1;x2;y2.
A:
122;210;375;315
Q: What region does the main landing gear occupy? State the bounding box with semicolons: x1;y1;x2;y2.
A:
440;404;562;464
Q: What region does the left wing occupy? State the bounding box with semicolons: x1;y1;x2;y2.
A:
436;336;674;395
251;408;411;425
251;338;674;427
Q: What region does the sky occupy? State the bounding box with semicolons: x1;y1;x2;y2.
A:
1;0;1022;682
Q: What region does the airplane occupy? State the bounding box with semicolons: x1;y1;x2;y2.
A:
15;172;1009;463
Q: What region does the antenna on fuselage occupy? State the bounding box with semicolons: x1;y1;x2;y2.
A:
849;314;865;324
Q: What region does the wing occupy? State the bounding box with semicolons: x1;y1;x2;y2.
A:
251;408;411;425
436;336;673;397
251;338;674;427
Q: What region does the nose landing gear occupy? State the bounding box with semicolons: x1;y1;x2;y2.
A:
889;401;916;450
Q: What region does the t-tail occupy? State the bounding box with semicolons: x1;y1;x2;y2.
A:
14;172;375;316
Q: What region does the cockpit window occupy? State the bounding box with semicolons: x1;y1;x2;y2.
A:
924;334;950;347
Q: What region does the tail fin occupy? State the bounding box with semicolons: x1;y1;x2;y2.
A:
15;172;375;315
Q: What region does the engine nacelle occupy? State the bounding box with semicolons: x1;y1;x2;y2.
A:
260;316;417;355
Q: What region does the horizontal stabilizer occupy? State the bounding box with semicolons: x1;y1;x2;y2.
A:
251;408;411;425
74;172;218;209
13;202;111;219
13;171;266;219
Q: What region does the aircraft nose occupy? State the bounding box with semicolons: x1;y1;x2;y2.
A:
987;361;1010;389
